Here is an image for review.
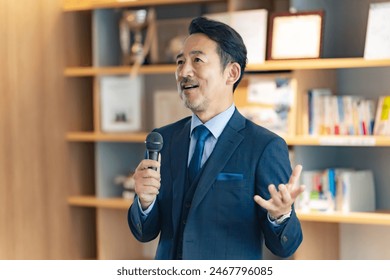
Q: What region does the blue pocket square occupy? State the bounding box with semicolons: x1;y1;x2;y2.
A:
216;172;244;181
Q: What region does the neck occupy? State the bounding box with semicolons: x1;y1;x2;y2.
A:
195;102;233;123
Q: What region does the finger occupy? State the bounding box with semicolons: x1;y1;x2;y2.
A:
288;164;303;187
142;185;160;195
268;184;282;202
139;167;161;185
141;176;160;187
135;180;160;197
290;184;306;200
278;184;292;204
136;159;160;172
254;194;272;210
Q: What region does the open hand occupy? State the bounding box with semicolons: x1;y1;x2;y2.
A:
254;165;305;218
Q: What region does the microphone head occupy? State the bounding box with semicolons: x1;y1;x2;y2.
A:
145;132;163;152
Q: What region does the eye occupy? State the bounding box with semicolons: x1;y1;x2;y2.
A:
194;57;203;63
176;59;184;65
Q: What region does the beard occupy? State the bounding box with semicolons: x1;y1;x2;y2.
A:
180;90;209;113
177;77;209;112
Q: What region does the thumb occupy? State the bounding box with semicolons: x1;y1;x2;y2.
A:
254;195;270;210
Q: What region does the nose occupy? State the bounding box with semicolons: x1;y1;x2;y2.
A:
176;60;193;79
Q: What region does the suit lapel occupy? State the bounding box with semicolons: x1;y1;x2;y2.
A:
171;120;191;234
190;110;246;211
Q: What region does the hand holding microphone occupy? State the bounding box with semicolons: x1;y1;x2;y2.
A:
133;132;163;210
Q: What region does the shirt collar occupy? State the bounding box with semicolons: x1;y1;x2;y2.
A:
190;103;235;139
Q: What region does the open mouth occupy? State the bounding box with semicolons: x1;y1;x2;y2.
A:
182;84;199;90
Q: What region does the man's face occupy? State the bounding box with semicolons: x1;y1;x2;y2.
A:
175;33;233;119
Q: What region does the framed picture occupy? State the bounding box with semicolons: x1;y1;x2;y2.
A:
364;2;390;59
100;75;143;133
267;11;324;60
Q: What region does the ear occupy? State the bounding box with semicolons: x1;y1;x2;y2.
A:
225;62;241;86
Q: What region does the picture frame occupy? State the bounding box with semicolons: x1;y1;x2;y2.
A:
364;2;390;59
100;75;143;133
267;11;324;60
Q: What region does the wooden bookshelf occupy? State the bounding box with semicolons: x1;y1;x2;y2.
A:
285;135;390;147
68;195;133;209
66;131;148;142
64;65;177;76
297;210;390;226
63;0;390;260
64;58;390;77
67;132;390;147
63;0;225;12
246;57;390;71
67;195;390;226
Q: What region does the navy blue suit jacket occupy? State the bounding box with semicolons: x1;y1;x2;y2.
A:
128;109;302;259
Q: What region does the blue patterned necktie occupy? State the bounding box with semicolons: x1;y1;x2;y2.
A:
188;125;210;184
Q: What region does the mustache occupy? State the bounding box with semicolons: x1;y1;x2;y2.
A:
180;77;198;86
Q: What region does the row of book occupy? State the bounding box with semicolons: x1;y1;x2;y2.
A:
296;168;375;213
307;89;390;136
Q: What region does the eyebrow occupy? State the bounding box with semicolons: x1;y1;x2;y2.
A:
176;50;206;60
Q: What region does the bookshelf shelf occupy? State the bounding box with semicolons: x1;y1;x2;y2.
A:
66;131;148;142
68;195;132;209
63;0;224;12
297;210;390;226
68;195;390;226
285;135;390;147
67;132;390;146
64;58;390;77
64;65;177;76
247;57;390;71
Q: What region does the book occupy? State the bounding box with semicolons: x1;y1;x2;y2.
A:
298;170;330;212
298;168;375;213
307;92;376;136
337;170;376;212
373;96;390;135
307;88;332;135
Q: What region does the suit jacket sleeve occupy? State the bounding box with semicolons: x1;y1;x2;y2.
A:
128;195;161;243
256;137;303;258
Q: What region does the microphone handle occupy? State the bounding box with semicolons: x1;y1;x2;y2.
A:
146;150;159;171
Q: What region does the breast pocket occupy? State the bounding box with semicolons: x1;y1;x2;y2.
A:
214;173;245;193
216;172;244;181
213;174;246;222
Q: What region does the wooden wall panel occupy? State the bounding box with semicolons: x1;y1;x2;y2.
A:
0;0;95;259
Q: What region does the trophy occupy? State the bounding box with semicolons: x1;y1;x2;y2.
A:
119;9;153;66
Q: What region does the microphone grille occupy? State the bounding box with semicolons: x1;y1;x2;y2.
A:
145;132;163;152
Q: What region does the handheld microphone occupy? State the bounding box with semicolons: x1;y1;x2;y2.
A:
145;132;163;170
